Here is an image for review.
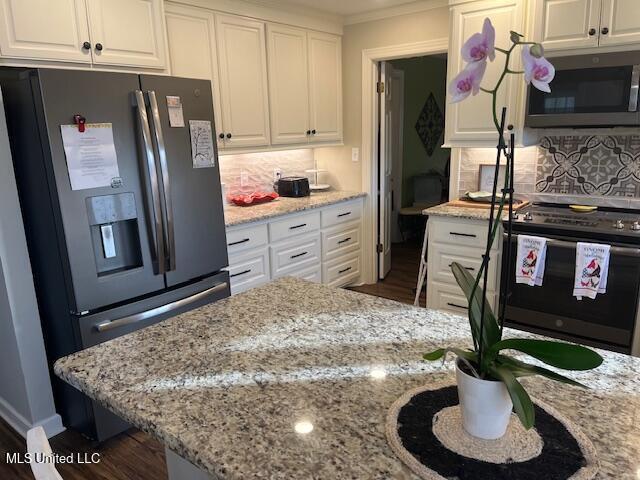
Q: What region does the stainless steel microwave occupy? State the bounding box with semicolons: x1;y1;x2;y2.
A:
525;51;640;128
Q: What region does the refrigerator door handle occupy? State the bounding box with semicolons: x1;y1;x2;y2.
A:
148;90;176;271
134;90;166;275
94;281;228;332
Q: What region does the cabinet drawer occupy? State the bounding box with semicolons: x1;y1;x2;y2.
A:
429;217;499;250
321;200;362;228
430;244;500;291
286;263;322;283
427;281;497;315
270;232;321;278
323;252;360;287
322;221;360;261
226;223;269;255
269;211;320;242
228;247;270;295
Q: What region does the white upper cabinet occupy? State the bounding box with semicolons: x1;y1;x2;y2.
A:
164;2;223;148
532;0;601;51
533;0;640;51
267;24;310;145
85;0;166;68
0;0;166;68
0;0;91;63
599;0;640;47
215;14;270;148
444;0;526;147
308;31;343;144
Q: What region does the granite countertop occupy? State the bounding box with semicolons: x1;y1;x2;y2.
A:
223;190;366;227
423;202;514;221
54;278;640;479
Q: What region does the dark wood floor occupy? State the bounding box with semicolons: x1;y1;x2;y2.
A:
0;418;166;480
1;242;423;479
349;240;425;305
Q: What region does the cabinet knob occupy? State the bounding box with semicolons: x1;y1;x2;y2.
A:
226;133;232;139
588;28;596;36
82;41;91;50
311;129;316;134
218;133;225;139
306;130;311;135
95;43;103;51
601;27;609;35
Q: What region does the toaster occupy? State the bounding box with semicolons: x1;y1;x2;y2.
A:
274;176;310;197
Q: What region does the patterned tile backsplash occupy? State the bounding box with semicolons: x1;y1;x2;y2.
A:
536;136;640;197
218;149;314;193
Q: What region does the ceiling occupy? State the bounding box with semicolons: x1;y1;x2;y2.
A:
272;0;423;17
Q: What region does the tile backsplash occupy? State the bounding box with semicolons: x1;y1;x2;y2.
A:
536;136;640;197
219;149;314;192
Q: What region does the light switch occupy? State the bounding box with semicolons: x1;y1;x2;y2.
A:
100;224;116;259
352;147;359;162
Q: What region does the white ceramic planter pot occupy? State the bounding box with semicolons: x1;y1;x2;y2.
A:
455;359;513;440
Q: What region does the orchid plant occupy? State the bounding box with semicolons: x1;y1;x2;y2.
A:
424;18;603;430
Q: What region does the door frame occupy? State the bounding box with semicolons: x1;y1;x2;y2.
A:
360;38;449;284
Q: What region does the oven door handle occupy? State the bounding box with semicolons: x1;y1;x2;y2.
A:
629;64;640;112
504;233;640;257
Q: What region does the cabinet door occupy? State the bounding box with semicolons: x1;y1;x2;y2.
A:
165;3;223;149
532;0;601;51
0;0;91;63
308;31;342;143
267;24;309;145
599;0;640;46
215;14;270;148
85;0;166;68
444;0;525;146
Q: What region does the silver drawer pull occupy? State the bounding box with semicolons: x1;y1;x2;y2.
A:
449;231;476;238
290;223;307;230
338;266;352;274
290;251;307;259
337;211;351;218
228;238;250;246
448;263;474;271
95;282;228;332
229;269;251;278
447;302;468;310
338;237;352;244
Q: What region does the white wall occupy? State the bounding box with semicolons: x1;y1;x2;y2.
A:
315;5;451;191
0;92;63;439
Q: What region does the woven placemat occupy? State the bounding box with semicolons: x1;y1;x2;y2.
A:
386;381;599;480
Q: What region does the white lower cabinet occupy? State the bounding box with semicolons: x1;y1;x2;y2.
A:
426;216;502;314
226;198;363;294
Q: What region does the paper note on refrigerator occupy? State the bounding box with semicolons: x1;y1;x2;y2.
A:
60;123;120;190
166;95;185;127
189;120;215;168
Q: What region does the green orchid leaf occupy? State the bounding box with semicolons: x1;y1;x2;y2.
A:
423;347;477;363
496;355;589;388
489;364;535;430
451;262;501;350
485;338;603;371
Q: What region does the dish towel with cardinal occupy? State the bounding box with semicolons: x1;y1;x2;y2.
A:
515;235;547;286
573;242;610;300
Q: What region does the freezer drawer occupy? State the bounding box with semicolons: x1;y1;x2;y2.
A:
78;271;229;348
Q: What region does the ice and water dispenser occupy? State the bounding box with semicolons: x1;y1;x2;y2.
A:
86;193;143;276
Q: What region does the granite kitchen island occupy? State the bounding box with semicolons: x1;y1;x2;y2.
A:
54;278;640;479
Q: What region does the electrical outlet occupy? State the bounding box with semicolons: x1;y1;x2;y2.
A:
352;147;359;162
273;168;282;182
240;171;249;187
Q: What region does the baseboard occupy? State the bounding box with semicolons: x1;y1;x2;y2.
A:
0;395;65;439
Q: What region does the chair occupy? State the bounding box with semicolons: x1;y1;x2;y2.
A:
398;174;443;241
26;426;63;480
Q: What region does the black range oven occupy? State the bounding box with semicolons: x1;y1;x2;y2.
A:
500;204;640;355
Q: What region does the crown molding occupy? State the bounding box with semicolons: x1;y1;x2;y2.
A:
344;0;448;26
167;0;343;34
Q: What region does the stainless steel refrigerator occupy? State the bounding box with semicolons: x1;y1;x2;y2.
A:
1;68;230;441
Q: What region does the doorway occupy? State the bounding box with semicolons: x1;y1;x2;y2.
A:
352;53;450;305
